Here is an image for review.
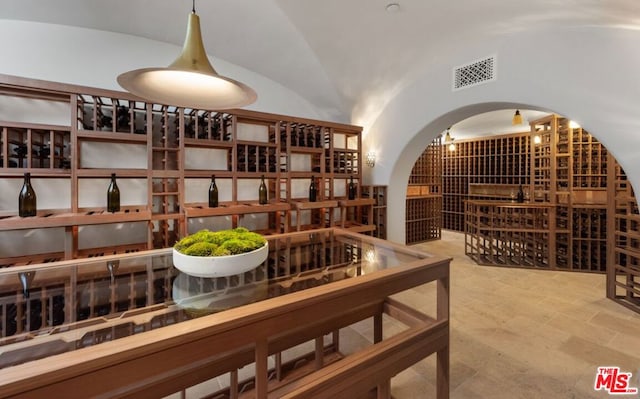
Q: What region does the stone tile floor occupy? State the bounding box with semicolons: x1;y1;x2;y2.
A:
376;230;640;398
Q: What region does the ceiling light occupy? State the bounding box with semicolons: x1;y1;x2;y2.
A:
512;110;523;125
569;120;581;129
117;1;256;110
444;127;452;143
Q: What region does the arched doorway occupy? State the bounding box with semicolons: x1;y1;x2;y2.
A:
399;107;640;314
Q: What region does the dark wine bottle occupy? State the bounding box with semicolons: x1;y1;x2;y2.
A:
107;173;120;213
116;105;130;131
208;175;219;207
309;175;317;202
298;128;306;147
348;176;357;200
259;175;268;205
18;172;37;217
516;184;525;203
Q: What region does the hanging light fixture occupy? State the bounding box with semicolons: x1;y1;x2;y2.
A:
512;110;523;125
443;127;452;143
443;127;455;151
117;0;256;110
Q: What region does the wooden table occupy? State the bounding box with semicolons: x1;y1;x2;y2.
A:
0;228;450;399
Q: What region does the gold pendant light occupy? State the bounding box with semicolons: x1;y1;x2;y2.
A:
117;1;256;110
444;127;452;143
512;110;523;125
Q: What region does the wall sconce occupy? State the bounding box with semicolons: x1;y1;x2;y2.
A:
533;135;541;145
448;142;456;152
366;151;376;167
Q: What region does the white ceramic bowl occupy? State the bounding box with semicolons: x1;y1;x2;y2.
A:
172;242;268;278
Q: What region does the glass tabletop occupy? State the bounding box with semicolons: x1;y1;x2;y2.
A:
0;228;431;369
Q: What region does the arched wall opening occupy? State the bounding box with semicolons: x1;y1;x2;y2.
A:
363;26;640;244
387;102;559;243
386;102;640;245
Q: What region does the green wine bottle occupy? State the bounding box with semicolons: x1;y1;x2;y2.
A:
309;175;317;202
259;175;268;205
209;175;219;207
107;173;120;213
348;176;357;200
517;185;525;203
18;172;37;217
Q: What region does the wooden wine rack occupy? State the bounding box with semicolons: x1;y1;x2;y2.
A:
0;74;370;266
460;115;613;273
609;160;640;314
465;201;553;268
361;185;387;239
406;135;442;244
440;132;531;232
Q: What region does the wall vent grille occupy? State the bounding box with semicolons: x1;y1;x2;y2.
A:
453;56;496;91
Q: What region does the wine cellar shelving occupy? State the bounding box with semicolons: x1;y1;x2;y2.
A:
361;185;387;239
407;113;633;277
441;132;530;232
0;74;370;267
406;135;442;244
610;160;640;314
1;124;72;172
461;115;614;273
465;201;552;268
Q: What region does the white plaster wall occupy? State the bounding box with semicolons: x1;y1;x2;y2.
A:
0;20;326;120
363;26;640;243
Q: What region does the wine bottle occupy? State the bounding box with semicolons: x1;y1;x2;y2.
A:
18;172;37;217
259;175;268;205
116;105;130;131
516;184;525;203
348;176;356;200
208;175;219;207
107;173;120;213
309;175;317;202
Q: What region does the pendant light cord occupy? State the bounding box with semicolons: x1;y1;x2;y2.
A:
192;0;195;13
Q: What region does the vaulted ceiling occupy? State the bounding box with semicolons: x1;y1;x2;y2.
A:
2;0;640;134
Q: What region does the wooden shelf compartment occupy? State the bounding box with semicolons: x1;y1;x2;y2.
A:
441;133;530;232
279;122;327;151
406;135;442;242
361;185;387;239
236;143;278;174
465;200;554;269
1;124;71;170
0;207;151;231
181;109;233;143
77;95;148;135
184;201;290;217
337;198;374;234
288;200;339;232
291;199;339;210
